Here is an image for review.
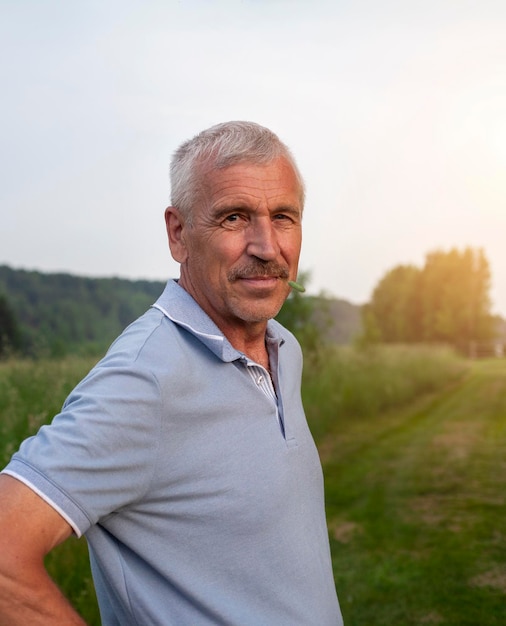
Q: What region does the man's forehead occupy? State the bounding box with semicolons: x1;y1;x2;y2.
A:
201;158;302;195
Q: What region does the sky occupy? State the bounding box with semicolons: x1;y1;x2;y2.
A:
1;0;506;315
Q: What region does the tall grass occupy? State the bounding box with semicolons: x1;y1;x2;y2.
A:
0;356;101;623
303;344;468;442
0;356;98;467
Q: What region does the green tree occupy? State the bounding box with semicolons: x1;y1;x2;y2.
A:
362;247;494;348
420;247;493;345
276;271;330;357
0;293;22;356
364;264;421;342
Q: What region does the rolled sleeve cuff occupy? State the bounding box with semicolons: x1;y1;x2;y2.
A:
2;458;92;537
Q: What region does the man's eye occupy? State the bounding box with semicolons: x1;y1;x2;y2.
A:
222;213;246;227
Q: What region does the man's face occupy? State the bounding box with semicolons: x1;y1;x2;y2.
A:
167;156;303;337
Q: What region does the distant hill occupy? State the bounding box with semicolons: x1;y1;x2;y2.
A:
0;265;362;356
322;297;363;345
0;265;166;356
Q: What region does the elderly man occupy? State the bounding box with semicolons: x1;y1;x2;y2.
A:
0;121;343;625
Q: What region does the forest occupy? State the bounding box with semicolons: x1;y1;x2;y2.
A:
0;266;168;357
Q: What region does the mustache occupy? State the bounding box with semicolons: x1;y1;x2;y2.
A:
228;262;290;282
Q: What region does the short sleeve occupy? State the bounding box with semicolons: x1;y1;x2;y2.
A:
4;360;163;536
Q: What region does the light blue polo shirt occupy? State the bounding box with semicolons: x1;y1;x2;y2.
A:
3;280;342;626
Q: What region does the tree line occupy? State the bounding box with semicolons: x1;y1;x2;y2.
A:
0;248;502;359
361;246;499;351
0;266;165;357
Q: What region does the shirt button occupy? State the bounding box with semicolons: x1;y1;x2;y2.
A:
257;375;263;384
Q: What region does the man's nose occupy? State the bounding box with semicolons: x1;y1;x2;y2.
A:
246;218;279;261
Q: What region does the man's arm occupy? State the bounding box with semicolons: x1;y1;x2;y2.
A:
0;474;87;625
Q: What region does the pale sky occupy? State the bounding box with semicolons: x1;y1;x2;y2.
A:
2;0;506;315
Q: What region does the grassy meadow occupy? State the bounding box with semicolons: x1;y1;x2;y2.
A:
1;346;505;625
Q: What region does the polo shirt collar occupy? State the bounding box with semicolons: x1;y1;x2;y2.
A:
152;280;284;363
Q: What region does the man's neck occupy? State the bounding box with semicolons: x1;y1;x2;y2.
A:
223;323;270;370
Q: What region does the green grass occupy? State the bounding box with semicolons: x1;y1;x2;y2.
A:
1;348;505;625
0;356;101;623
0;356;99;467
303;344;468;442
318;357;506;625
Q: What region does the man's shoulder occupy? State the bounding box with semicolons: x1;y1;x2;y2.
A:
104;280;193;361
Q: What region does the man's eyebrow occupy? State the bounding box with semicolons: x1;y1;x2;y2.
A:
211;205;250;219
272;204;301;214
270;205;302;219
211;203;302;220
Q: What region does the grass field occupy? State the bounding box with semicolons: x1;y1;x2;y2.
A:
0;356;101;623
1;348;505;625
320;358;506;625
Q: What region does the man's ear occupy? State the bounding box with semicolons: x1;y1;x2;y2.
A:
165;207;189;263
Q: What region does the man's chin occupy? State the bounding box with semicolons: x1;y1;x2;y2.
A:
232;301;285;324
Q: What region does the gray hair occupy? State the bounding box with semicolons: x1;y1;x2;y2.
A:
170;121;305;223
